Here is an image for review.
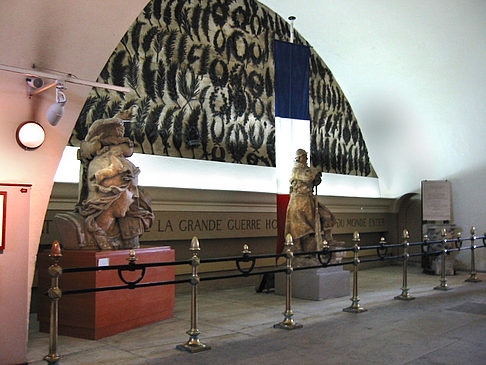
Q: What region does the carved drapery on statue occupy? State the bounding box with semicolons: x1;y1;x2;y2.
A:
285;149;336;257
55;110;154;250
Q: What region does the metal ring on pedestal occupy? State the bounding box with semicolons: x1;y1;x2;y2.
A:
118;267;146;288
236;244;256;276
236;257;256;275
317;247;332;267
376;237;388;259
455;232;462;249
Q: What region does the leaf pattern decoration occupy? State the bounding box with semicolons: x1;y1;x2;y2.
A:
177;34;188;64
142;55;156;101
178;67;200;108
210;117;225;145
212;0;229;28
145;104;164;154
142;27;159;55
153;0;162;25
155;61;165;101
172;109;184;157
208;58;228;88
131;20;145;56
249;122;264;152
164;29;178;63
226;123;248;163
73;96;98;143
110;51;127;87
184;105;201;158
90;95;110;123
126;56;140;97
191;4;202;41
199;109;209;159
104;99;122;119
72;0;374;176
133;97;151;153
163;0;175;26
159;106;177;155
166;62;179;105
199;45;210;76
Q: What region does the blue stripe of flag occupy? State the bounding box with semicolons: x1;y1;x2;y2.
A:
274;39;310;120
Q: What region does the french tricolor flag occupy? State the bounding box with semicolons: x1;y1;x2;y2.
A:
274;40;311;253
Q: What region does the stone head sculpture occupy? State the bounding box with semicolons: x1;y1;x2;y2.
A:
55;109;153;250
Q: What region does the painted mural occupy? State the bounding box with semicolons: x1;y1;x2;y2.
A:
70;0;374;176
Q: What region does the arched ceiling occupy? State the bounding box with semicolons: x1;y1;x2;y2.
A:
1;0;485;198
71;0;374;178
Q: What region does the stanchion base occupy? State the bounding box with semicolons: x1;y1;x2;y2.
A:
433;285;452;291
273;321;303;330
343;306;367;313
465;277;482;283
176;342;211;353
394;294;415;301
44;354;61;364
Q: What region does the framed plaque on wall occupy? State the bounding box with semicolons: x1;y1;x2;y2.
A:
0;191;5;250
421;180;452;222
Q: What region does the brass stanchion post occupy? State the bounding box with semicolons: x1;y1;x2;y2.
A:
44;241;62;364
395;229;415;300
177;237;210;352
274;234;302;330
434;228;451;290
465;226;481;283
343;232;367;313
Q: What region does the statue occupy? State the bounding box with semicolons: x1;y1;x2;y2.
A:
285;149;337;260
55;108;154;250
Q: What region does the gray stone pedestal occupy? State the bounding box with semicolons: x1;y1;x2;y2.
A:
431;255;456;276
275;266;350;301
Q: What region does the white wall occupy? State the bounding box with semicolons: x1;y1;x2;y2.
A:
261;0;486;260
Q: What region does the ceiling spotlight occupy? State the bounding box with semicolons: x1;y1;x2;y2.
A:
46;83;67;126
16;121;46;150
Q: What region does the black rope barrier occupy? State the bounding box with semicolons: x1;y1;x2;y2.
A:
62;258;192;273
62;278;192;296
52;236;485;296
361;243;403;250
49;236;486;295
42;231;485;363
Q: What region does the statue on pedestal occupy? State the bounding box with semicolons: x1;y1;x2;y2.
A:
285;149;337;264
55;109;154;250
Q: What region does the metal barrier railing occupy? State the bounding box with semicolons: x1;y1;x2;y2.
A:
42;227;486;363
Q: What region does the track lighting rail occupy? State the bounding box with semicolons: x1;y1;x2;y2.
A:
0;63;131;93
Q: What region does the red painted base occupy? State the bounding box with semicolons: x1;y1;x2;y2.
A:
37;247;175;339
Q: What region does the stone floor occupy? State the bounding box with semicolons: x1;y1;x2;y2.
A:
27;265;486;364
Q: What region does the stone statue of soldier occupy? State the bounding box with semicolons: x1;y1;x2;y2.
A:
285;149;336;262
55;108;154;250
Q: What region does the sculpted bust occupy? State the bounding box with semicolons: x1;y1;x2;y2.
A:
55;109;154;250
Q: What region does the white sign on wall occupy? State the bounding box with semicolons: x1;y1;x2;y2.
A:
421;180;452;221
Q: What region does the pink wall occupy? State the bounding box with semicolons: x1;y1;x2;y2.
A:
0;1;148;361
0;185;31;364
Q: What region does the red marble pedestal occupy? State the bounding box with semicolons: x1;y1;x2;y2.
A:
37;246;175;339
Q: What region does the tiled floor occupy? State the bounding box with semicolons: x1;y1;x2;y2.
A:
27;266;486;364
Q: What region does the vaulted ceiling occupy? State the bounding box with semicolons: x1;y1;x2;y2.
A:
1;0;485;200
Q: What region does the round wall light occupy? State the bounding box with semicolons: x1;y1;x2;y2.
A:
16;121;46;150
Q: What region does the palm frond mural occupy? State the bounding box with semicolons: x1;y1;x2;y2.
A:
70;0;375;176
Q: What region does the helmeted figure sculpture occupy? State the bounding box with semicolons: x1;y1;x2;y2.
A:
55;108;154;250
285;149;336;256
